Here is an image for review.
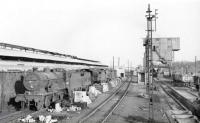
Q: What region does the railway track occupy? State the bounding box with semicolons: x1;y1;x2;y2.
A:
78;81;130;123
161;83;199;110
158;81;200;122
186;89;198;98
159;84;187;110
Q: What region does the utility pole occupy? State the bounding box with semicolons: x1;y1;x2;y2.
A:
113;56;115;70
130;62;132;81
154;9;158;31
130;62;132;70
127;60;130;80
143;4;158;123
128;60;129;74
195;56;197;76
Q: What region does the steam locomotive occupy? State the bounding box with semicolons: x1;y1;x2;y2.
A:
15;68;116;110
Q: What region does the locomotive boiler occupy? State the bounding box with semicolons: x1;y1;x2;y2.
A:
23;72;65;92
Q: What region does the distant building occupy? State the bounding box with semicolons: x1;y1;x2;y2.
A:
115;67;126;78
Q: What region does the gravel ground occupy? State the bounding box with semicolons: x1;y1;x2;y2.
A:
104;83;171;123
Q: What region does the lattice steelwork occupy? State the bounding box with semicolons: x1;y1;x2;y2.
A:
143;4;158;122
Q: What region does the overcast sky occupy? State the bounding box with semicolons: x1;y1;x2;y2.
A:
0;0;199;67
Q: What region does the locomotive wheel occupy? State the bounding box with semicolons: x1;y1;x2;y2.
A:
44;96;51;108
36;101;43;110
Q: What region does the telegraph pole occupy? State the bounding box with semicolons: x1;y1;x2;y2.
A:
195;56;197;76
154;9;158;31
128;60;129;74
113;56;115;70
143;4;158;123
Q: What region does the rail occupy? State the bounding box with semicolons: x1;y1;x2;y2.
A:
101;81;130;123
158;82;200;123
159;84;187;110
78;81;130;123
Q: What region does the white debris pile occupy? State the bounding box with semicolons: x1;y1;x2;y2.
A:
55;103;62;112
66;105;81;112
109;80;118;88
47;103;63;113
101;83;109;92
88;86;102;97
93;83;103;92
39;115;57;123
74;91;92;105
82;95;92;104
39;115;46;122
167;109;198;123
18;115;35;123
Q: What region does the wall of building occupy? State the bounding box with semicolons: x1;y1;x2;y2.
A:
0;72;25;112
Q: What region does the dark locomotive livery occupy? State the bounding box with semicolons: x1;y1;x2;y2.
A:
15;69;69;110
15;68;116;110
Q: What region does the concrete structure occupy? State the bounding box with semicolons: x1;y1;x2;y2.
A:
143;37;180;67
115;67;126;78
152;37;180;63
138;72;145;84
